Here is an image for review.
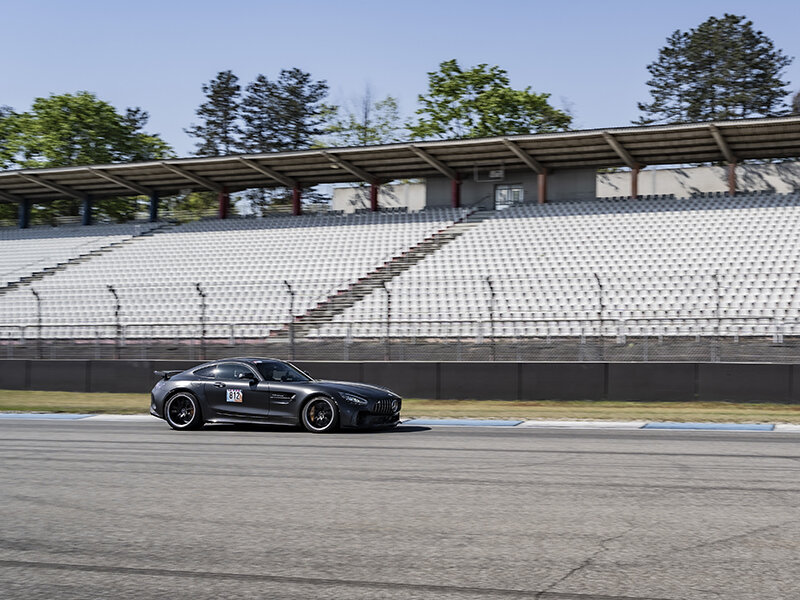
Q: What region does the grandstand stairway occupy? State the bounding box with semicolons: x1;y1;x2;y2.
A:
287;210;496;335
0;223;171;296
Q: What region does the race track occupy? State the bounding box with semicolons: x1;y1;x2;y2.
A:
1;420;798;599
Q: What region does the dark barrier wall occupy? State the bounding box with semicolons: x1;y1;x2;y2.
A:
1;359;799;403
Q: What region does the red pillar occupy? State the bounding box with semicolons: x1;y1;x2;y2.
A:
728;161;737;196
370;183;379;212
630;166;640;199
451;179;461;208
292;186;302;216
537;170;548;205
218;187;229;219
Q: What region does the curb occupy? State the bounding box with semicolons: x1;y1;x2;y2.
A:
0;413;798;432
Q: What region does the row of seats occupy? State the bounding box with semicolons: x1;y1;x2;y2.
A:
0;222;160;287
314;193;800;338
0;208;468;332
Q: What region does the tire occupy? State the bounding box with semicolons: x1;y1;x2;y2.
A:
301;396;339;433
164;391;203;430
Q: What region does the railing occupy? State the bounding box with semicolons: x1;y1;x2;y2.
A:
2;316;800;363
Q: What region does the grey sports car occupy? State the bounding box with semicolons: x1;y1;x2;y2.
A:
150;357;401;433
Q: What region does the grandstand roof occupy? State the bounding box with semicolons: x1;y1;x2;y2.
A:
1;116;800;203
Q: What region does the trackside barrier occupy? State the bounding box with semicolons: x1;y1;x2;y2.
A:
1;360;799;403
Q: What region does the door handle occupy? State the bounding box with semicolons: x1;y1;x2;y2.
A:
213;382;225;388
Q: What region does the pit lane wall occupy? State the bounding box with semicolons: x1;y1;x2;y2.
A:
1;360;799;403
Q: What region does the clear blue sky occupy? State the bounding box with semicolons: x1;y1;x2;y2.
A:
3;0;798;157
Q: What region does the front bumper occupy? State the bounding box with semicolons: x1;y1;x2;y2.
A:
339;397;402;429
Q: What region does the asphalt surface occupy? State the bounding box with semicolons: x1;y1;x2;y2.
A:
0;421;798;600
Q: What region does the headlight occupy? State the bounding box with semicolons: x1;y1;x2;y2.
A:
341;393;368;406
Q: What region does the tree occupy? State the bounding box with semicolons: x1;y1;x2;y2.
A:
5;92;172;222
792;91;800;115
0;105;18;169
9;92;170;168
238;68;331;214
409;59;572;139
186;70;242;156
637;14;793;124
239;68;330;153
324;86;402;147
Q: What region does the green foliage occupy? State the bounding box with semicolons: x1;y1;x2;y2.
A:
238;68;331;213
323;87;402;147
792;91;800;115
186;70;243;156
239;68;331;153
8;92;171;168
409;59;572;139
0;93;172;224
0;105;19;169
637;14;793;124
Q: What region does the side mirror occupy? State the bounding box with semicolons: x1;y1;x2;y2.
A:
237;372;256;381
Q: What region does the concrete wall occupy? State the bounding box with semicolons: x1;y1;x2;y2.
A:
598;162;800;198
2;359;799;403
332;163;799;213
332;183;427;213
427;168;596;208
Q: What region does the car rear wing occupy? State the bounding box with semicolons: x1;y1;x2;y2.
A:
154;370;182;380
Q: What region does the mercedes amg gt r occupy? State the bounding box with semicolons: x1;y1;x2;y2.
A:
150;358;401;433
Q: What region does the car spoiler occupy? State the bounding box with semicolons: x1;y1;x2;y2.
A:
154;370;182;380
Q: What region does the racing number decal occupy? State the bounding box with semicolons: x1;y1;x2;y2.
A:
226;389;243;403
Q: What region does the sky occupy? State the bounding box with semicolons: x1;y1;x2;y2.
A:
2;0;799;157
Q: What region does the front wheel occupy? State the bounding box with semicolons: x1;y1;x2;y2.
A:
301;396;339;433
164;392;203;430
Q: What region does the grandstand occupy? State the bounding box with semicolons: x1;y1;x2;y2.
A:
314;192;800;340
0;209;467;339
0;222;161;287
1;117;800;362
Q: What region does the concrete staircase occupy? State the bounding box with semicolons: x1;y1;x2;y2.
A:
0;223;172;296
286;210;495;335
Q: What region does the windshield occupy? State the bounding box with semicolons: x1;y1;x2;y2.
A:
255;360;313;382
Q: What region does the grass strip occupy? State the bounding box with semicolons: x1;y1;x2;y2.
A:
1;390;799;423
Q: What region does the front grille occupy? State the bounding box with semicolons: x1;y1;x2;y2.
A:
373;398;400;414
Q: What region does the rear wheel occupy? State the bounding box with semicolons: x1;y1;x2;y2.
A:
301;396;339;433
164;392;203;430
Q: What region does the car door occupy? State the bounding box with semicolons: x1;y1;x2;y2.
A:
254;360;303;423
204;362;270;419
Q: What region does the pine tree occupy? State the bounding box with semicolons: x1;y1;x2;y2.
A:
792;91;800;115
186;70;242;156
637;14;793;124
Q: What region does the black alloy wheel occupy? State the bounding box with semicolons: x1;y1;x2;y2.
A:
302;396;339;433
164;392;203;430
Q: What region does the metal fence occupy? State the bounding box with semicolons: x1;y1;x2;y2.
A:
2;317;800;362
3;271;800;362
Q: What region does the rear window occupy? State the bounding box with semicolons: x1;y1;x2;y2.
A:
194;366;216;378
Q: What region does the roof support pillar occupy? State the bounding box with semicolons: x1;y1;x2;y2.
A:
292;186;302;216
18;199;30;229
218;187;229;220
82;197;93;226
451;179;461;209
149;193;159;223
728;161;737;196
370;184;379;212
630;166;640;200
538;169;548;205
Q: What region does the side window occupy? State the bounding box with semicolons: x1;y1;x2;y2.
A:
214;363;240;380
194;366;216;378
215;363;256;380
